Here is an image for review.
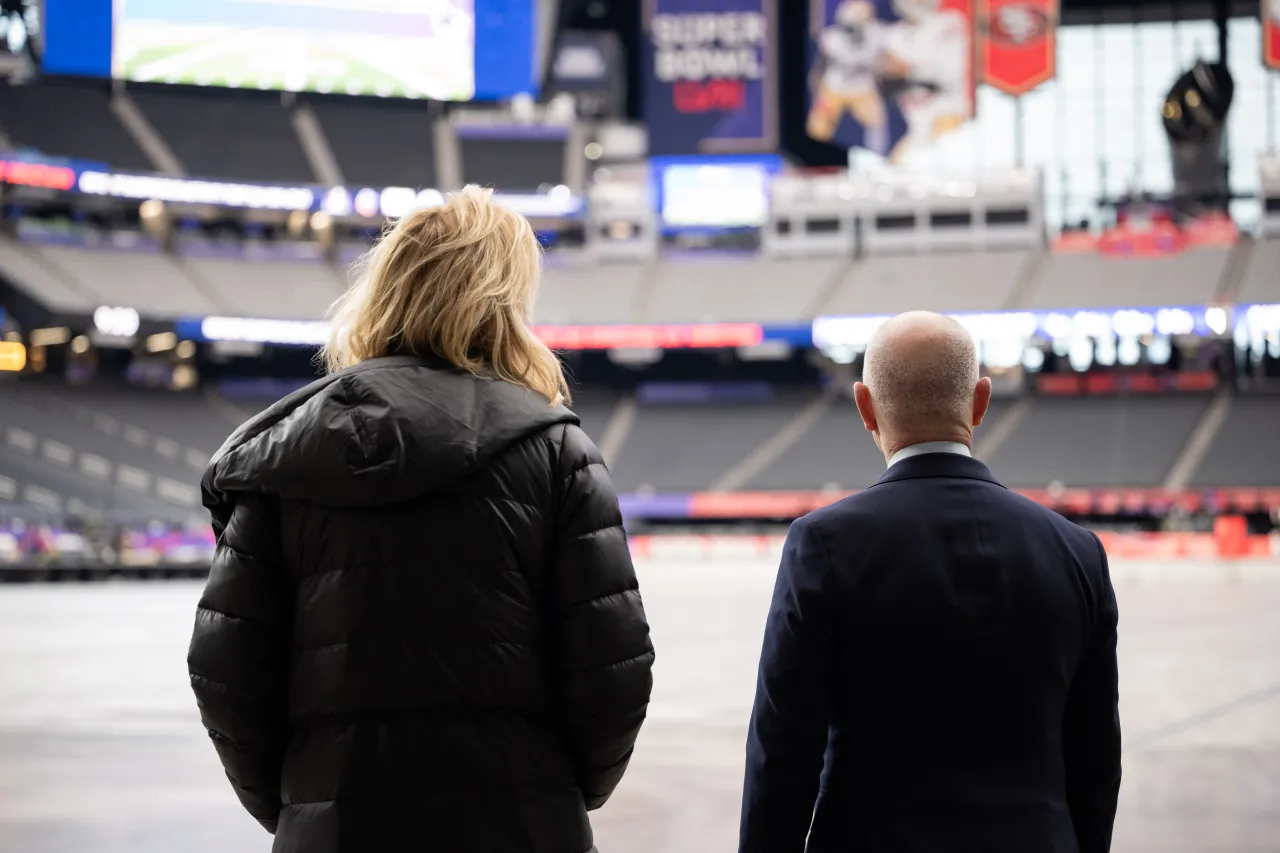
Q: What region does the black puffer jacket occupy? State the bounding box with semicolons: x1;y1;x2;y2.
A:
188;355;654;853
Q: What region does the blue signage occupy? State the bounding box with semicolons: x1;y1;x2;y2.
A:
642;0;778;156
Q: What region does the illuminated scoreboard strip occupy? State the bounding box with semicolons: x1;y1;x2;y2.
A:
177;317;811;350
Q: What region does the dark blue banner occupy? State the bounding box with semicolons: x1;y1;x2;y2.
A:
642;0;778;156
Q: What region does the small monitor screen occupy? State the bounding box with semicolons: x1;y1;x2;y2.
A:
657;157;779;230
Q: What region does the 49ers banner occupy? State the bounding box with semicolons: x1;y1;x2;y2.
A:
977;0;1058;95
642;0;779;156
1265;0;1280;71
806;0;975;162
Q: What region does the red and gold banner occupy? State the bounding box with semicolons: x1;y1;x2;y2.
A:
977;0;1058;96
1265;0;1280;71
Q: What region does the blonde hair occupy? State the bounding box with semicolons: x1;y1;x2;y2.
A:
322;185;569;406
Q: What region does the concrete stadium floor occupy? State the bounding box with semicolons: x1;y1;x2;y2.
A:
0;559;1278;853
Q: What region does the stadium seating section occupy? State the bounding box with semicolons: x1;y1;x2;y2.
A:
6;238;1275;326
537;256;649;325
746;398;885;491
131;88;315;183
0;79;1277;522
0;79;153;172
823;251;1031;316
1;374;1278;523
1189;397;1280;487
33;242;222;318
181;248;348;319
641;256;841;324
307;97;438;187
1238;239;1280;304
1024;248;1232;309
610;393;815;492
984;395;1211;488
0;235;96;314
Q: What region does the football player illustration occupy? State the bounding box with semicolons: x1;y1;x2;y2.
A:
880;0;971;162
807;0;891;154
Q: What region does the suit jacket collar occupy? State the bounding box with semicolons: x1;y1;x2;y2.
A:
873;451;1006;489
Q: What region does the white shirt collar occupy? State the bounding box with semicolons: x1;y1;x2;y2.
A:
887;441;972;468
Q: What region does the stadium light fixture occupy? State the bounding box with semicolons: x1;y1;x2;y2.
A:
139;198;165;221
1154;307;1196;336
146;332;177;353
1147;336;1173;365
416;189;445;209
286;209;309;238
1117;336;1142;367
982;337;1024;370
93;306;140;338
1111;309;1156;338
173;364;198;390
1095;335;1117;367
309;211;333;233
379;187;417;218
28;327;71;347
322;187;354;217
0;341;25;372
1067;337;1094;372
1233;319;1251;352
353;188;380;218
510;92;537;122
1204;306;1228;336
81;171;316;211
1243;303;1280;336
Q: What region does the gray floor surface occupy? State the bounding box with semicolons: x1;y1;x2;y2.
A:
1;558;1278;852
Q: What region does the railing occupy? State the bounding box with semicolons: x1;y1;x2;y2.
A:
4;485;1279;569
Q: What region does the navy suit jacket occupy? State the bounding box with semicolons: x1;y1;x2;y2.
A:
740;452;1121;853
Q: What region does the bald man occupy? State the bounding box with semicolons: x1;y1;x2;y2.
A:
741;312;1121;853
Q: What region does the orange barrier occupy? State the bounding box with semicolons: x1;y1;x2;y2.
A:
630;532;1278;562
682;488;1280;519
1213;515;1251;559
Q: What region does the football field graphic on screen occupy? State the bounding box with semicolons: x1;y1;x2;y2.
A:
113;0;475;100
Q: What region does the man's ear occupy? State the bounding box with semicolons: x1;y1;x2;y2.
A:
853;382;877;433
972;376;993;427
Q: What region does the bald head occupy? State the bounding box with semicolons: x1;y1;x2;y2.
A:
854;312;990;458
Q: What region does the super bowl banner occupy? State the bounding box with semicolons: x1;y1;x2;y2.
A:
642;0;779;156
807;0;975;161
977;0;1058;95
1265;0;1280;71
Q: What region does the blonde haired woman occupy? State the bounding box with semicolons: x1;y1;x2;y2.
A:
189;186;654;853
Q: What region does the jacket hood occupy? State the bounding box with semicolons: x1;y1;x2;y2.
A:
203;356;577;516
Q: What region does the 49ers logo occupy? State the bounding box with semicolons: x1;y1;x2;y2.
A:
985;4;1051;45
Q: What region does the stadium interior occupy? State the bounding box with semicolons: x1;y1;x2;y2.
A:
0;0;1278;850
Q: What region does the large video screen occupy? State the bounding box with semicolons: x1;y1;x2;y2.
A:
42;0;535;100
113;0;474;100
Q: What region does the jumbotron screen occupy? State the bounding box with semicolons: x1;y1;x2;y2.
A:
113;0;474;100
41;0;536;100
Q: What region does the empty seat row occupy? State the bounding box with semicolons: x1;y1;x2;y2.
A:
10;243;1258;325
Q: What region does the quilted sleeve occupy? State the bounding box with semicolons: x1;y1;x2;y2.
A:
551;423;655;810
187;495;292;834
